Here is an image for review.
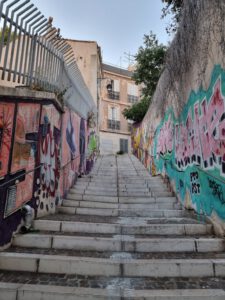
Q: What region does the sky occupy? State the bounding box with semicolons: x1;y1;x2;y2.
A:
31;0;171;68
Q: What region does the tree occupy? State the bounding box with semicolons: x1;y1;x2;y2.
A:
123;32;167;123
123;96;150;124
161;0;183;34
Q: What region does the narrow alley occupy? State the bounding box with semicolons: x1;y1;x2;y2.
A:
0;154;225;299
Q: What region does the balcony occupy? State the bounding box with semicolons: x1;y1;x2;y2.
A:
128;94;138;104
108;91;120;100
107;119;120;130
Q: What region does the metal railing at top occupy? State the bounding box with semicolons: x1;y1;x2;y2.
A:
0;0;78;94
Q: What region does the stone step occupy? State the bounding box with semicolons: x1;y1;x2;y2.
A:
119;191;173;197
57;206;187;217
57;207;188;217
84;190;118;196
119;197;177;204
1;252;225;277
12;234;225;253
75;196;177;205
34;215;204;226
1;282;225;300
62;199;179;210
67;193;119;202
33;219;212;235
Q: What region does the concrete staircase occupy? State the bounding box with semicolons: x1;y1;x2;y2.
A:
0;154;225;299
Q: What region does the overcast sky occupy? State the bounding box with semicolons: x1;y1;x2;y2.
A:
32;0;171;68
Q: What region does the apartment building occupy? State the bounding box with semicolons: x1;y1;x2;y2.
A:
99;63;140;154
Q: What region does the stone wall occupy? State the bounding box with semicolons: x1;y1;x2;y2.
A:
131;0;225;235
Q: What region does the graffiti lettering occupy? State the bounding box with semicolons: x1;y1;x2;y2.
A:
208;178;225;204
190;171;200;194
156;78;225;177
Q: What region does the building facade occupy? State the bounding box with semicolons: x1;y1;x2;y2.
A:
99;63;140;154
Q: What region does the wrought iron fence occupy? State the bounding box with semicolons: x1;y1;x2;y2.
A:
0;0;78;94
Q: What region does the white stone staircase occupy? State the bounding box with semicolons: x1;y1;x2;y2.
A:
0;154;225;299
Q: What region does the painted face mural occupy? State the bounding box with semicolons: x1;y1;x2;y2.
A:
132;65;225;220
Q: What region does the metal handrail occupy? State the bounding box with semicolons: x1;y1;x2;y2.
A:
0;164;43;188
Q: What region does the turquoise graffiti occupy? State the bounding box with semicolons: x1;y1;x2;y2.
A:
153;65;225;220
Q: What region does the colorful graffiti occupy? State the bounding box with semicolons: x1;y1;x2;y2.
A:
132;123;157;176
35;105;61;215
0;103;15;178
86;128;97;172
132;65;225;220
79;118;86;174
60;108;80;198
0;99;98;247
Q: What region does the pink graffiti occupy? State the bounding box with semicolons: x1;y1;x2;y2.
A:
157;78;225;176
157;114;174;156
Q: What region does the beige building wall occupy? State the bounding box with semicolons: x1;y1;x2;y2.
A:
66;40;102;106
100;63;140;154
100;131;131;154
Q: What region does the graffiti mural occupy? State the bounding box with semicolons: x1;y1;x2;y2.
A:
131;123;157;176
79;118;86;174
0;98;98;248
0;103;15;179
86;128;97;172
11;103;40;173
35;104;61;215
4;104;40;216
132;65;225;220
60;108;80;197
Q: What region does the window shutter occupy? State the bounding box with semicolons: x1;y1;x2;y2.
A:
113;80;120;92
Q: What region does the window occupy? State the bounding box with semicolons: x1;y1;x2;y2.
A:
107;79;120;100
108;106;120;130
127;83;139;103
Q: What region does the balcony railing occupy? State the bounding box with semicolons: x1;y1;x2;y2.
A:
107;119;120;130
108;91;120;100
128;94;139;103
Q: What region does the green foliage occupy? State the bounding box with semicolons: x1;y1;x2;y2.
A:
123;96;151;123
0;26;16;45
133;32;167;99
123;32;167;123
161;0;183;34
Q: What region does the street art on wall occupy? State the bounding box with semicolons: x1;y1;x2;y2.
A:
60;108;80;197
4;104;40;216
79;118;86;174
132;65;225;220
0;103;15;179
86;128;97;172
11;103;40;173
35;104;61;215
0;99;97;247
132;123;157;176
